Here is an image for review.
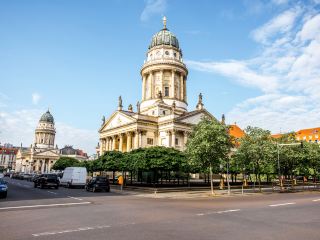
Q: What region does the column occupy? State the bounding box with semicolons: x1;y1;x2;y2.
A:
183;77;187;102
48;160;51;173
183;131;188;150
139;131;143;148
166;131;171;147
149;72;153;99
142;75;146;100
160;70;164;94
127;132;132;152
134;131;139;149
41;160;45;173
99;139;103;156
154;131;158;146
180;74;184;100
112;136;116;151
171;70;175;98
119;134;124;152
171;130;176;148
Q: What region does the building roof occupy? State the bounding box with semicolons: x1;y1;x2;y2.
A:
40;110;54;123
149;28;180;50
296;127;320;136
229;124;245;139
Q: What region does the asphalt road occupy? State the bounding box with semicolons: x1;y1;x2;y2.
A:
1;177;320;240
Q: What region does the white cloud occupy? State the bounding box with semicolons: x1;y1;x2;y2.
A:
0;108;97;154
32;93;41;105
251;7;301;44
186;60;278;92
140;0;167;22
188;3;320;133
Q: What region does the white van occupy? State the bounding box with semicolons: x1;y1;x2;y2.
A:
60;167;87;188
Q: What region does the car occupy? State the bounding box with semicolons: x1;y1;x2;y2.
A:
33;174;59;189
85;177;110;192
60;167;87;188
0;178;8;198
22;174;32;181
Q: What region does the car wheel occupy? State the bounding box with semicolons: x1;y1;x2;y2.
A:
55;186;59;189
40;184;44;189
106;188;110;192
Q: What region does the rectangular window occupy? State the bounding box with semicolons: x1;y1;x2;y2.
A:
161;138;166;146
164;86;169;97
147;138;154;145
175;138;179;146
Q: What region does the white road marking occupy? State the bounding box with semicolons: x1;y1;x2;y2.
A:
312;199;320;202
47;191;57;195
0;202;91;211
32;225;111;237
269;202;296;207
197;209;241;216
67;196;83;201
217;209;241;214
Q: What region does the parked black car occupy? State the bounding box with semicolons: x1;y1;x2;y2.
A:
33;174;59;189
85;177;110;192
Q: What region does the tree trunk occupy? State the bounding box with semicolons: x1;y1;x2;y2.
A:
258;173;262;192
210;163;215;195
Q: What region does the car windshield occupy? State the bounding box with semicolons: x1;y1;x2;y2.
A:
96;178;107;183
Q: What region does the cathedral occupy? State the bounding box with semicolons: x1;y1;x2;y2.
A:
15;110;60;173
98;17;215;155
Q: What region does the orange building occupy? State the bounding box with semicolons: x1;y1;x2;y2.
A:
228;123;245;147
272;127;320;144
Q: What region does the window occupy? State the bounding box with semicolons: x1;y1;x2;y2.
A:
162;110;166;115
161;138;166;146
165;51;169;55
147;138;154;145
315;140;318;143
175;138;179;145
164;86;169;97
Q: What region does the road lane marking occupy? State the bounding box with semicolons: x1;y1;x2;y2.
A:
32;225;111;237
47;191;57;195
312;199;320;202
67;196;83;201
269;202;296;207
0;202;91;211
217;209;241;214
197;209;241;216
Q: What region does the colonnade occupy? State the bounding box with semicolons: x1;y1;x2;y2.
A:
142;70;187;102
100;129;191;155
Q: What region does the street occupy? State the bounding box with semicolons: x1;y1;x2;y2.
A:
1;177;320;240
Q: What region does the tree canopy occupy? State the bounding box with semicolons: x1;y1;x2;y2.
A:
52;157;80;170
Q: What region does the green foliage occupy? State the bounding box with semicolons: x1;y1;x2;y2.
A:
234;126;277;175
186;117;232;172
52;157;80;170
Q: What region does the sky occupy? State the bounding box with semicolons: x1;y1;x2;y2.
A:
0;0;320;154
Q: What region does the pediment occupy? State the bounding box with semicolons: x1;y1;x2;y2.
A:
33;149;60;157
100;111;136;132
177;110;215;125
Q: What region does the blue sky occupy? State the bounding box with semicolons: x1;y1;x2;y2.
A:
1;0;320;154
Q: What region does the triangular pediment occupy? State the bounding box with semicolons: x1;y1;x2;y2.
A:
100;111;136;132
34;149;60;158
177;109;216;125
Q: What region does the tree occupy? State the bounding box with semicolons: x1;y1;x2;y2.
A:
52;157;80;171
234;127;276;191
186;117;232;195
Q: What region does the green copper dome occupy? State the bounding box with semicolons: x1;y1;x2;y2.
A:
40;110;54;123
149;28;180;50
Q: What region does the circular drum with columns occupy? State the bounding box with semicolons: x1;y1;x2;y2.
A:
34;110;56;149
140;17;188;115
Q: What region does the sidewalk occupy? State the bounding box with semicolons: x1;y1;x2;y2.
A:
111;184;320;199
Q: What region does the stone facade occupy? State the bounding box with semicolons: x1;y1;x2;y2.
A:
98;17;215;155
15;110;60;173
